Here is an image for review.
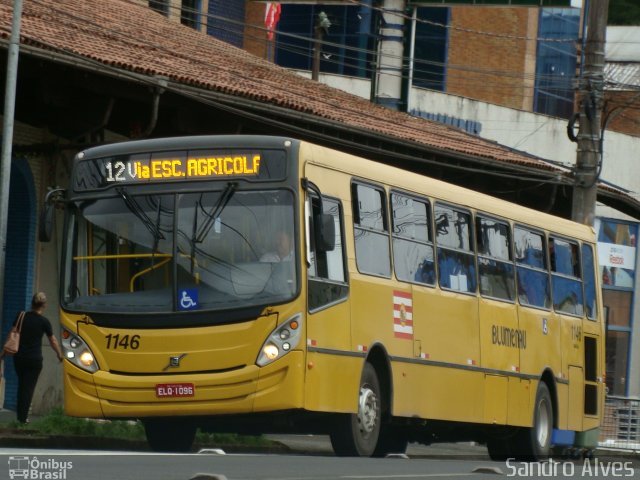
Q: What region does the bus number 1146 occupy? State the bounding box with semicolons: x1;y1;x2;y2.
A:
105;334;140;350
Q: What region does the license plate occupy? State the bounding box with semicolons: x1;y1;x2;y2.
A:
155;383;195;398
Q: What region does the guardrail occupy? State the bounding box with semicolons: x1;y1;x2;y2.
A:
600;395;640;452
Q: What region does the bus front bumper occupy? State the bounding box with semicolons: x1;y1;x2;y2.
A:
63;351;305;418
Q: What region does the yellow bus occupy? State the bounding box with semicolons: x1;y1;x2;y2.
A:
45;135;604;458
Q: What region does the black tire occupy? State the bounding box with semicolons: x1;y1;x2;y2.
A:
374;425;408;457
330;363;381;457
515;382;553;461
143;418;197;453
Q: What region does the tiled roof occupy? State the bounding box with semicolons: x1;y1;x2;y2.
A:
0;0;563;175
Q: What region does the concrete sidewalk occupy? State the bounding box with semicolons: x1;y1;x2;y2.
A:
0;408;17;424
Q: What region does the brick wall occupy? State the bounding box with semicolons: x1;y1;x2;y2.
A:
447;6;538;111
244;0;269;61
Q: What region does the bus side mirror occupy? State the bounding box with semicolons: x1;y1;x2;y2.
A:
39;187;65;243
39;203;55;242
314;214;335;252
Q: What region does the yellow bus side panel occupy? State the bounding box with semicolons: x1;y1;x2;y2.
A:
568;366;584;431
413;288;480;370
304;352;362;413
484;375;508;424
517;307;561;379
350;277;415;360
306;300;351;356
583;414;600;431
561;315;584;377
507;377;531;426
392;364;483;422
479;299;520;372
556;382;569;430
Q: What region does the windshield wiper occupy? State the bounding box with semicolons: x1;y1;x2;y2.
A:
117;187;165;246
195;182;237;243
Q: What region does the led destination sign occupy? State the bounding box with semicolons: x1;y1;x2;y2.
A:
73;148;287;192
105;154;261;182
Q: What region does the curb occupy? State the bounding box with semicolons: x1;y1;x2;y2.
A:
0;429;291;454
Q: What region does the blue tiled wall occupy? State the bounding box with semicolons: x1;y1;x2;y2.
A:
2;159;36;412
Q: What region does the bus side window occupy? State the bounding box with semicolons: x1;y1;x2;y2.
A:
308;196;348;311
435;204;476;293
390;192;434;286
476;216;515;301
514;227;550;309
550;237;584;316
352;182;391;277
582;244;598;320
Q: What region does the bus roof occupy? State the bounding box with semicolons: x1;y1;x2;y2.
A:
301;141;595;243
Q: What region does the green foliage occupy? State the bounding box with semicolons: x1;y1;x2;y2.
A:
3;407;273;447
195;431;273;447
11;407;145;439
609;0;640;26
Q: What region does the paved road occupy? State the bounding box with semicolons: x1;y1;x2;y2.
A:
1;448;637;480
265;434;491;458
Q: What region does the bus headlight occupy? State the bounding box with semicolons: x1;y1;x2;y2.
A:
256;313;302;367
61;328;99;373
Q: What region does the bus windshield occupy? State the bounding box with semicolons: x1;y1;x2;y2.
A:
62;188;297;315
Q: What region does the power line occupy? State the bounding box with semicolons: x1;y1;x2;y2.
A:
343;0;581;43
239;13;582;108
148;0;583;93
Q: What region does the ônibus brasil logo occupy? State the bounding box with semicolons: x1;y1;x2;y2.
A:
8;456;73;479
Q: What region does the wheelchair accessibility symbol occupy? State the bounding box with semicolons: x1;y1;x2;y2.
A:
178;289;199;310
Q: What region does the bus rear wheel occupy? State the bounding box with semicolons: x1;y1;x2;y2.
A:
143;418;197;453
516;381;553;461
330;363;381;457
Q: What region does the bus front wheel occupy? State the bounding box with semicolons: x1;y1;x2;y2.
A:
143;418;197;453
517;381;553;461
330;363;381;457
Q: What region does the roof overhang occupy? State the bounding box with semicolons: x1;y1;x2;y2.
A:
2;0;639;221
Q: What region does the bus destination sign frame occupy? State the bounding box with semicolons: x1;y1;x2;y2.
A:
73;148;288;192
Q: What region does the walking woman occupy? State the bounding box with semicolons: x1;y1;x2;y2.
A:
3;292;63;423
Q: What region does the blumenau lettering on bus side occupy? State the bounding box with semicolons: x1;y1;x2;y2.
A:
491;325;527;349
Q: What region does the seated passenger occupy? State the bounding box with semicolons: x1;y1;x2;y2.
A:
260;230;293;262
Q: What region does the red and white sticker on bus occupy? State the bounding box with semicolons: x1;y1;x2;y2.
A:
155;383;195;398
393;291;413;340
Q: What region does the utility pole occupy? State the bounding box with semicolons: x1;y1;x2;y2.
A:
312;11;330;81
373;0;406;110
0;0;24;325
571;0;609;226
